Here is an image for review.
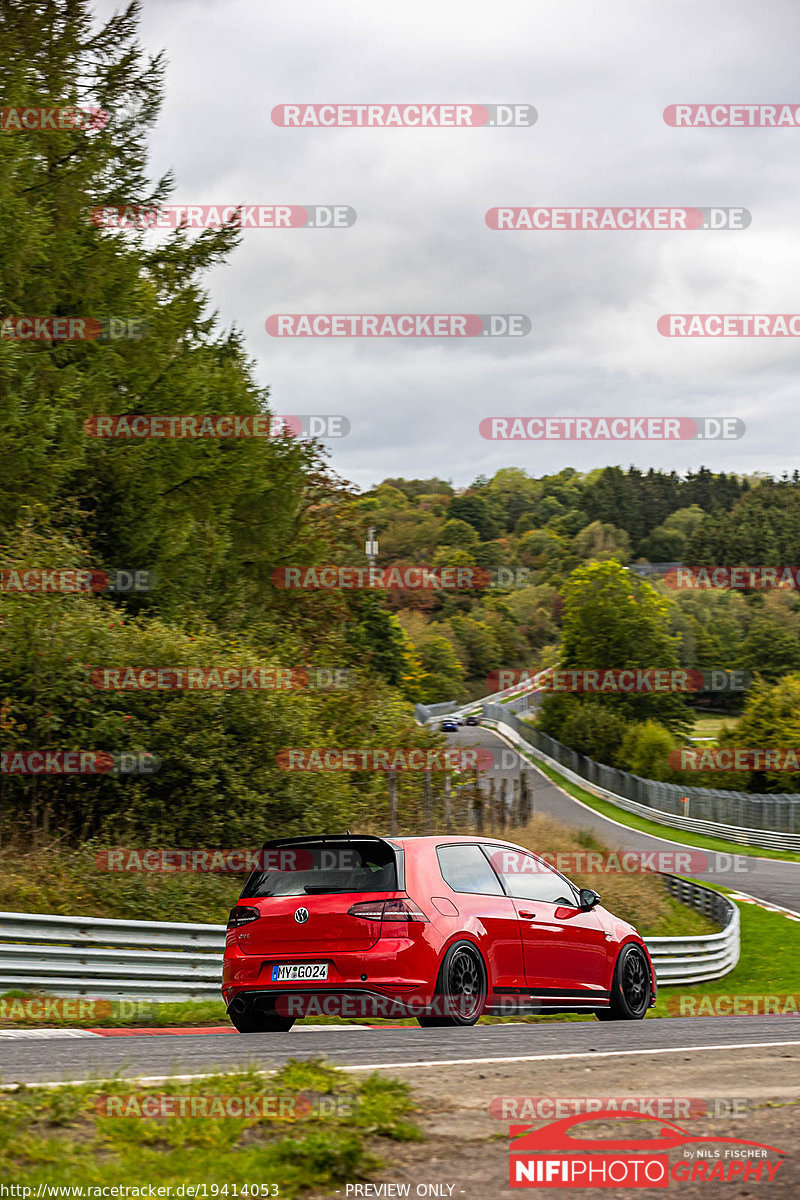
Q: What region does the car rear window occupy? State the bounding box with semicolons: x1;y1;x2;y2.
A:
240;839;398;898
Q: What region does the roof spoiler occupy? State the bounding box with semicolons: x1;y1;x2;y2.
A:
257;832;389;850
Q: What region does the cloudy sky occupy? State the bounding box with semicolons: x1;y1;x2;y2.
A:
98;0;800;490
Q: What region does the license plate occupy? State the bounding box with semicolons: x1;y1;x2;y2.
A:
271;962;329;982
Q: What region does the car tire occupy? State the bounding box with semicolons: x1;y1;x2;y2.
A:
417;941;487;1028
596;944;651;1021
228;1001;295;1033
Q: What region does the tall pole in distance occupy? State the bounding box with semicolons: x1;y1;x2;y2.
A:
365;527;379;567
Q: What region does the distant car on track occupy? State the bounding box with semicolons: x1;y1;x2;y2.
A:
222;833;656;1033
464;714;480;726
440;718;459;731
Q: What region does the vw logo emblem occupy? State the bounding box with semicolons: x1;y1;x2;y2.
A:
294;907;309;924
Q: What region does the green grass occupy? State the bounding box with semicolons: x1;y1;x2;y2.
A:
0;995;231;1029
529;755;800;863
0;1059;421;1191
688;713;738;744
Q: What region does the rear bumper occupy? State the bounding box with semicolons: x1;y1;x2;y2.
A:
222;937;434;1009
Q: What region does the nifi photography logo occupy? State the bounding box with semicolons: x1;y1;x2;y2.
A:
508;1110;785;1188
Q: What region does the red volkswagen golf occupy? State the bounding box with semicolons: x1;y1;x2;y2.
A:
222;834;656;1033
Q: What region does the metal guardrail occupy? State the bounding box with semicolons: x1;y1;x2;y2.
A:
0;911;223;1002
482;705;800;852
0;875;739;1002
414;701;457;724
646;876;740;985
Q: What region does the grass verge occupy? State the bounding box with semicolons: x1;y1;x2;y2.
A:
0;1059;421;1191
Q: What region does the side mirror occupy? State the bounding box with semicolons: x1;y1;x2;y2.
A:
579;888;601;911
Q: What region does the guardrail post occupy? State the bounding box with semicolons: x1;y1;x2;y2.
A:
423;769;433;834
387;769;398;836
519;769;531;824
498;777;508;834
443;772;453;833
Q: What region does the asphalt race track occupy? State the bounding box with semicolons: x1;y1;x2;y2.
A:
459;725;800;909
2;1016;800;1086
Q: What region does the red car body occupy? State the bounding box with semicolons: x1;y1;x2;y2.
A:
222;833;656;1027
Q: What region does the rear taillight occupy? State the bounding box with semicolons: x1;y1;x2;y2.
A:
348;898;429;924
227;905;260;929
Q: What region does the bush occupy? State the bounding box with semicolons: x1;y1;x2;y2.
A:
617;721;678;781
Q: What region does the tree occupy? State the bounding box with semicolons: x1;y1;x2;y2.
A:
537;561;693;748
485;467;541;531
738;618;800;682
571;521;631;564
0;0;342;627
439;518;480;549
638;505;706;561
618;722;678;781
539;697;630;766
717;675;800;792
448;615;500;678
448;494;503;540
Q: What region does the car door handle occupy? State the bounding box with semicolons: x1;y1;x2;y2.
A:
518;910;537;920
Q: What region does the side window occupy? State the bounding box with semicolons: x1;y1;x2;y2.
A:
437;844;504;895
488;847;578;905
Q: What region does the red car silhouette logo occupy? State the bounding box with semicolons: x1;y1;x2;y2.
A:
510;1110;784;1156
